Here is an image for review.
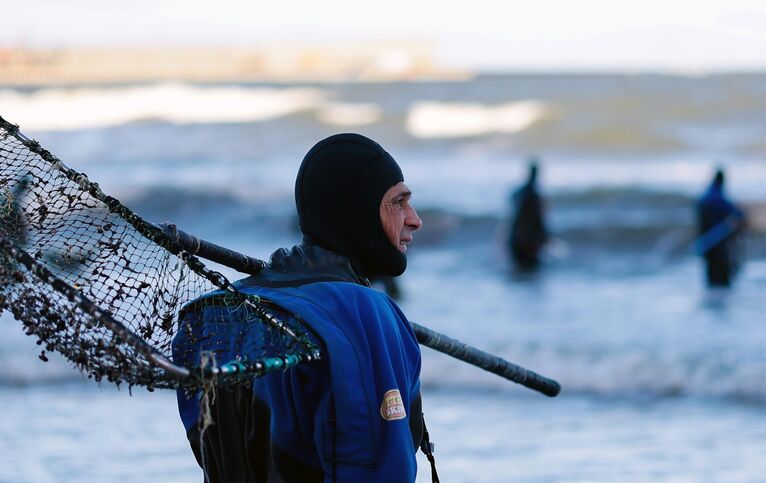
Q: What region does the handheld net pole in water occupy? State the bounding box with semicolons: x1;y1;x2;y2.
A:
160;224;561;397
694;214;742;255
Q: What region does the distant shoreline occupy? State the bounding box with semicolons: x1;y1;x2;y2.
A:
4;47;766;86
0;46;469;85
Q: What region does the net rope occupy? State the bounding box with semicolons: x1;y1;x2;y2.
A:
0;116;321;390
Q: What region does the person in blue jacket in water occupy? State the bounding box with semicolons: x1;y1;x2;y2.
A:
174;133;428;482
696;168;746;287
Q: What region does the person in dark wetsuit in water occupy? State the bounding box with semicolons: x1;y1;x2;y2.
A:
508;160;548;271
696;168;746;288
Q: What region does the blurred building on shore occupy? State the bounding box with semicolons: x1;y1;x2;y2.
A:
0;42;467;85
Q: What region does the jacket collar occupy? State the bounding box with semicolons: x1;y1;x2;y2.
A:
235;243;369;289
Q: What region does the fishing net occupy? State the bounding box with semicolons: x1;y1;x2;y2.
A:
0;116;321;390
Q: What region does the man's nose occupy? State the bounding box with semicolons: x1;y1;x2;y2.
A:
406;207;422;231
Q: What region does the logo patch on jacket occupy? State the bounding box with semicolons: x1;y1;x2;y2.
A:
380;389;406;421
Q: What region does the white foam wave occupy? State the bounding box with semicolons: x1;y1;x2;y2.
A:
315;102;380;126
420;344;766;403
405;100;549;138
0;83;328;131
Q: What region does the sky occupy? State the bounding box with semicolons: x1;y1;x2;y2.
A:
3;0;766;72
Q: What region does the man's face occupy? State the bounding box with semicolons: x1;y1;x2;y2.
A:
380;182;422;254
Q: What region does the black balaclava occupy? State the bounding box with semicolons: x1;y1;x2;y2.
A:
713;169;725;189
295;133;406;277
527;161;539;185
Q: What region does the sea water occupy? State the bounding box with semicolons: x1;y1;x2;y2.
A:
1;74;765;482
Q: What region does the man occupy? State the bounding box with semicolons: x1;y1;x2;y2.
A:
696;168;745;287
175;133;425;482
508;160;548;270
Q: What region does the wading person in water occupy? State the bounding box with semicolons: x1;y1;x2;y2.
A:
696;168;746;288
175;133;430;482
508;159;548;271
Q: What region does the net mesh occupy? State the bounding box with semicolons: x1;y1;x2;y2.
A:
0;116;320;390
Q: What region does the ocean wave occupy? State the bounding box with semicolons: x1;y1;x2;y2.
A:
420;345;766;404
110;186;766;254
5;330;764;402
0;83;328;131
405;100;549;138
4;74;766;157
315;102;381;126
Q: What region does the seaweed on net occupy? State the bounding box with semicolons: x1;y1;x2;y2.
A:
0;116;321;391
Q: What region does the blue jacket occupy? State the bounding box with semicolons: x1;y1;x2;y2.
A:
696;181;744;255
174;245;422;483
